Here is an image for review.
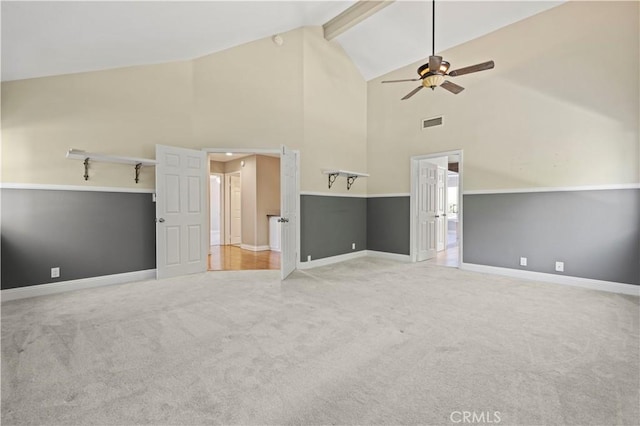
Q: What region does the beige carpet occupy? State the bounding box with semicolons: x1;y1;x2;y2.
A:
2;257;638;425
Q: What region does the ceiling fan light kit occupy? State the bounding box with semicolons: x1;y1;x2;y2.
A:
382;0;495;99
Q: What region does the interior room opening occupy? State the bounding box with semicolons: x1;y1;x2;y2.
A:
208;152;281;272
412;151;462;268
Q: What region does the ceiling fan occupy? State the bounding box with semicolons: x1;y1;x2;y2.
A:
382;0;495;99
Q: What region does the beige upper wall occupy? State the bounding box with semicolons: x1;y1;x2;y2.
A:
1;61;193;187
1;26;367;194
367;1;639;194
302;27;368;195
193;28;304;150
5;2;631;196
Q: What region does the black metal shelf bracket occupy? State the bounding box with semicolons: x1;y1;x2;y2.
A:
83;158;90;181
327;172;339;189
346;175;358;190
135;163;142;184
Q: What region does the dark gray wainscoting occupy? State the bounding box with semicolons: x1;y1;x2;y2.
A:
1;189;156;289
463;189;640;285
300;195;366;262
367;196;410;255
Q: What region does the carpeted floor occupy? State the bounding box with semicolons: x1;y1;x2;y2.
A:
2;257;638;425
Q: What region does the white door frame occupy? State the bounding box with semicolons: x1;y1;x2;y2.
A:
203;147;301;272
410;149;464;265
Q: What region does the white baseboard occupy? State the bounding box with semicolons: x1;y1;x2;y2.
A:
366;250;412;262
298;251;368;269
1;269;157;302
460;263;639;296
297;250;411;270
240;244;271;252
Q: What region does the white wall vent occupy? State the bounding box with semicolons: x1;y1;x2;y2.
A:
422;116;443;129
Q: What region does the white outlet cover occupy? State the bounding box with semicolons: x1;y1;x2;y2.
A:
51;267;60;278
555;261;564;272
520;257;527;266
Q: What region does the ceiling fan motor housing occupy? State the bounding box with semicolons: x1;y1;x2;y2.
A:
418;60;450;88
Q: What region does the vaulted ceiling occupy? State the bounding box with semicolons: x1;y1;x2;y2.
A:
1;1;564;83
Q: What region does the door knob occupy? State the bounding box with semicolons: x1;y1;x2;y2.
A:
157;218;165;223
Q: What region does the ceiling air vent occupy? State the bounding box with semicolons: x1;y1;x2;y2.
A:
422;116;443;129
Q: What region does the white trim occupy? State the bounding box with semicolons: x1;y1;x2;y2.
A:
0;183;155;193
298;250;413;270
460;263;639;296
299;191;366;198
366;250;412;262
1;269;157;302
463;183;640;195
240;244;271;252
203;147;280;155
366;193;411;198
298;251;368;269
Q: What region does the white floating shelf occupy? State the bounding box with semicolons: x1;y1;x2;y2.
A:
66;149;157;183
322;169;369;190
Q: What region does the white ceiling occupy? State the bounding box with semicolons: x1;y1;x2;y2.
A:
1;1;564;83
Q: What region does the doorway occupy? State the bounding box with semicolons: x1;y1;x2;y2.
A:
207;151;288;272
410;150;463;267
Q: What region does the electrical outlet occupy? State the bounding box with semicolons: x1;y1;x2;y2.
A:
352;243;356;250
555;261;564;272
520;257;527;267
307;255;312;262
51;267;60;278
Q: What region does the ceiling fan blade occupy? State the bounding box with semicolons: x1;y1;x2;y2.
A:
440;80;465;94
382;78;421;83
401;85;424;100
448;60;495;77
429;55;442;73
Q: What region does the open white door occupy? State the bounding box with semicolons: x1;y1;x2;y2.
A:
280;145;298;280
417;159;438;261
436;166;447;252
156;145;208;279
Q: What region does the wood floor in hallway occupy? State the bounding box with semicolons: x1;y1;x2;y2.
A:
208;245;280;271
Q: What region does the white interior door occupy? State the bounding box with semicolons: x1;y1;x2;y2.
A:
229;173;242;245
417;159;438;261
436;166;447;252
156;145;208;279
280;145;298;280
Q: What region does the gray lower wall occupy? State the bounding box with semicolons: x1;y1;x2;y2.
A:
1;189;156;289
463;189;640;285
4;188;637;290
367;197;410;255
300;195;366;262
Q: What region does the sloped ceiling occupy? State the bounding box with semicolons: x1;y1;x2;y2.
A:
1;1;564;83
